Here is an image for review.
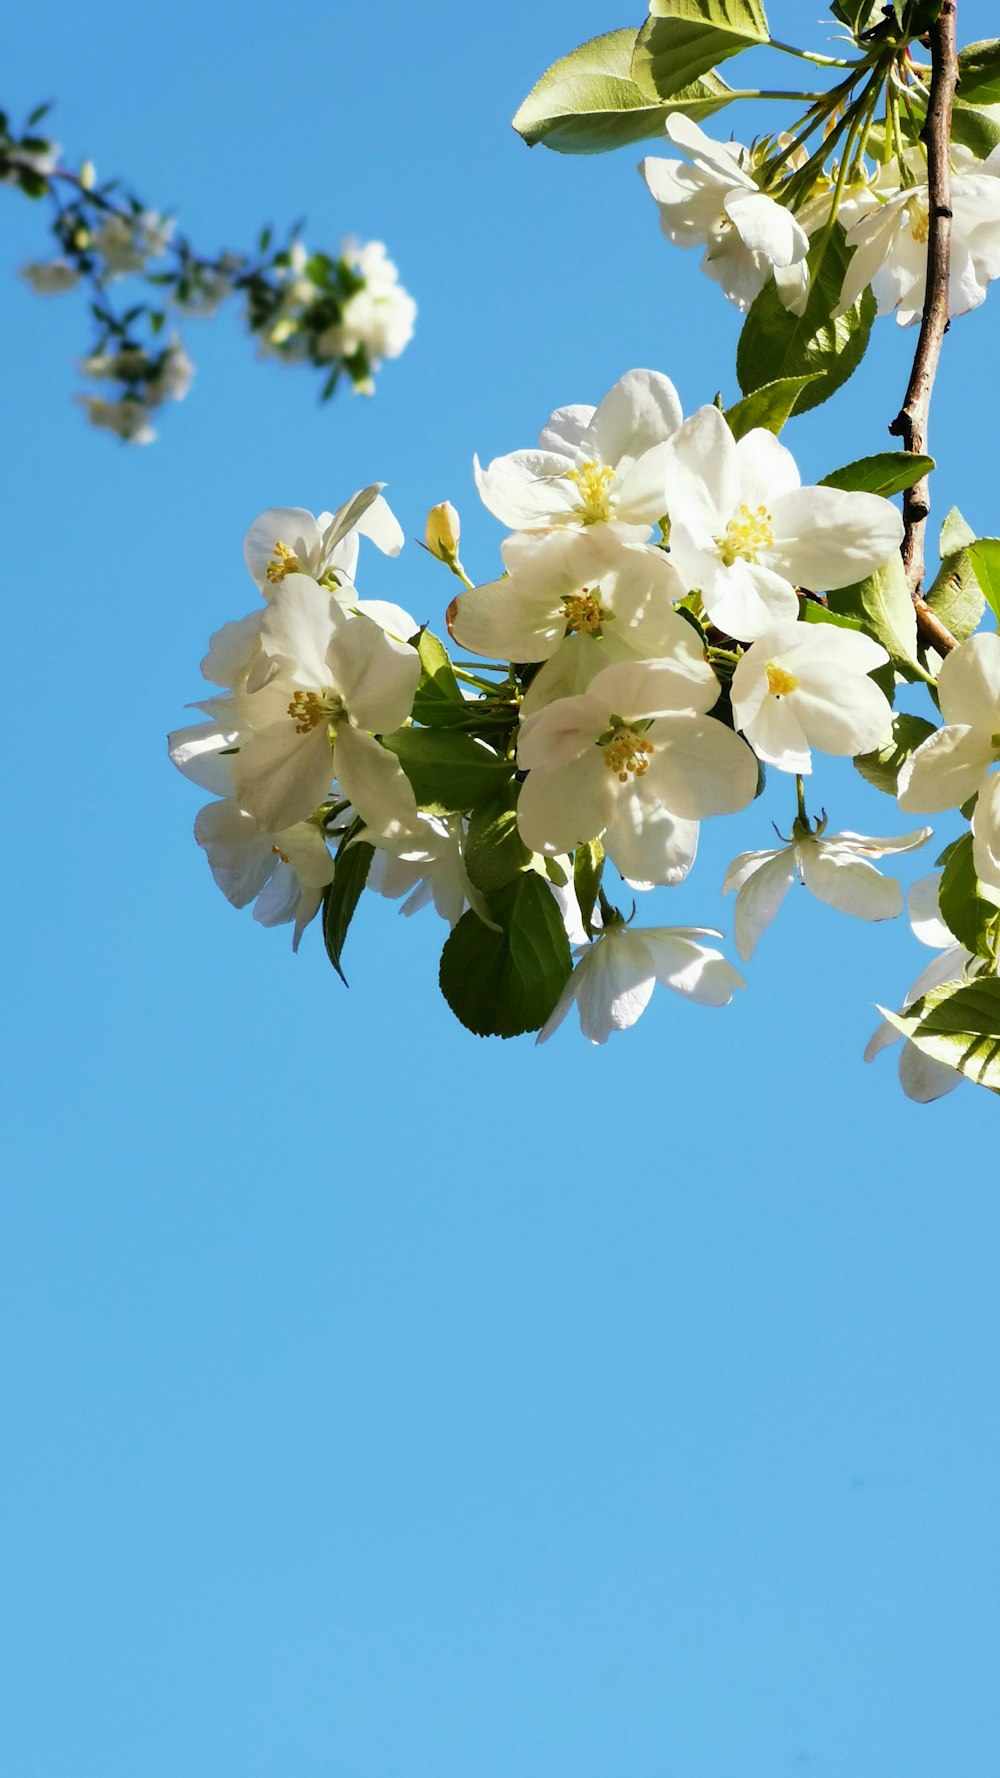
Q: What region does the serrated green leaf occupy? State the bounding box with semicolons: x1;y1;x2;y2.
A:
968;538;1000;619
439;873;572;1038
828;554;918;669
634;0;769;99
573;839;605;939
957;39;1000;108
512;28;733;153
854;711;937;795
885;975;1000;1094
723;374;819;440
940;506;975;557
322;827;374;985
736;227;876;415
381;728;513;814
938;831;1000;959
925;549;986;643
464;782;530;893
819;451;934;497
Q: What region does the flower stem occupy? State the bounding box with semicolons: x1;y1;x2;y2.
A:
767;38;855;69
796;775;809;828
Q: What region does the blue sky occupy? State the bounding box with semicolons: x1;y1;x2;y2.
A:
2;2;999;1773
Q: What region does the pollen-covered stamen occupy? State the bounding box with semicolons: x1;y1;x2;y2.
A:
909;200;930;245
563;588;609;635
718;503;775;567
765;663;799;698
566;458;616;525
287;689;345;734
601;725;654;784
266;540;302;584
270;844;290;863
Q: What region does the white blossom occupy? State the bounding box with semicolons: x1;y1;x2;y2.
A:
194;795;334;950
538;921;745;1045
76;393;156;444
20;257;78;294
724;825;932;958
243;487;404;596
730;620;892;773
639;113;810;313
897;633;1000;890
318;240;416;367
661;404;904;640
364;814;471;926
93;209;173;278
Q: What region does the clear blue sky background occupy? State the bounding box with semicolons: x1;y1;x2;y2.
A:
2;3;999;1773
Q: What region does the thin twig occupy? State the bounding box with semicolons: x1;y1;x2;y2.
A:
887;1;958;650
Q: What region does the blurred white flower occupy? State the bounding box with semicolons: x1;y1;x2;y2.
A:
20;257;78;294
76;393;156;444
318;239;416;367
93;209;173;277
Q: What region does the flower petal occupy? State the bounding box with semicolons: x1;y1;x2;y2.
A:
584;369;683;470
937;632;1000;732
898;724;995;811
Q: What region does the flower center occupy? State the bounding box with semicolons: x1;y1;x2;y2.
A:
266;539;302;583
601;724;654;783
909;199;930;245
563;589;610;636
287;688;345;734
718;503;775;567
765;663;799;698
566;458;616;525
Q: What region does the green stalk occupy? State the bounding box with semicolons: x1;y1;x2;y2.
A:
767;38;855;69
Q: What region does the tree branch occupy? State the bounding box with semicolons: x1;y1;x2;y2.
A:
887;1;958;651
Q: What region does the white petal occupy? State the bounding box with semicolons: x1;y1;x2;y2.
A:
538;403;595;454
473;449;577;529
645;929;745;1004
334;726;419;836
644;715;758;817
766;488;904;590
584;369;683;470
733;428;801;504
168;722;237;796
353;491;404;557
259;572;337;685
326;609;420;735
664;113;754;187
907;872;952;949
663;404;736;527
517;751;612;855
572;933;658;1044
972;772;1000;893
724;189;808;269
729;848;796;958
799;844;903;921
604;786;699;889
898;1040;964;1102
232;720;335;832
243;507;322;588
937;632;1000;732
897;725;995;811
743;693;813;775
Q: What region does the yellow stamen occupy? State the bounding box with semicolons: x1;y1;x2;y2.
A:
287;689;341;734
266;539;302;584
718;502;775;567
602;727;654;783
563;589;608;635
909;202;930;245
565;458;616;525
766;664;799;698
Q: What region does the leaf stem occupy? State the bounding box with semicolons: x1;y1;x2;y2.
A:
767;38;855;69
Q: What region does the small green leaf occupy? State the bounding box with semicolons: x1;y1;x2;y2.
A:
322;828;374;985
885;975;1000;1095
634;0;769;99
798;600;864;632
940;506;976;557
957;38;1000;108
723;374;819;440
736;227;877;415
573;839;605;939
512;28;733;154
439;873;572;1038
951;98;1000;158
819;451;934;497
854;712;937;796
829;0;881;32
381;728;514;814
828;554;918;670
938;832;1000;960
925;549;986;644
968;538;1000;619
409;627;464;727
464;782;530;893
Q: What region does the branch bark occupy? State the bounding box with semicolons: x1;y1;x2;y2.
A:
888;1;959;652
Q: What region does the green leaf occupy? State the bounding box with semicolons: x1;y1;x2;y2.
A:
723;374;819;440
885;976;1000;1094
968;538;1000;619
829;1;881;32
381;728;513;814
938;832;1000;960
439;873;572;1038
925;549;986;644
573;839;605;939
828;554;918;670
957;39;1000;108
951;98;1000;158
409;626;465;726
940;506;976;557
633;0;769;99
464;782;530;893
854;711;937;795
322;828;374;986
798;600;864;632
736;227;876;415
512;28;733;153
819;451;934;497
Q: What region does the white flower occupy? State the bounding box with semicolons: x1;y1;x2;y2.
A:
538;921;745;1045
897;634;1000;890
318;240;416;366
448;528;687;666
724;825;932;958
730;621;892;773
839;145;1000;326
149;337;194;403
364;813;471;926
194;796;334;950
94;210;173;278
20;257;78;294
230;573;420;834
172;252;242;317
662;404;904;640
1;138;60;185
516;657;757;888
474;368;683;546
243;486;404;593
76;394;156;444
639;113;809;314
864;875;996;1102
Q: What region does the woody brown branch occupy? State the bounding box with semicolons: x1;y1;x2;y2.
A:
887;0;958;652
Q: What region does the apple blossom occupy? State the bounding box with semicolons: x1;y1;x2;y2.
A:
723;826;932;959
639;113;810;314
20;257;78;294
364;814;472;927
316;240;416;368
193;796;335;950
730;621;892;773
897;634;1000;890
538;921;745;1045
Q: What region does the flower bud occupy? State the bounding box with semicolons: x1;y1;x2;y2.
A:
79;159;96;190
425;501;460;563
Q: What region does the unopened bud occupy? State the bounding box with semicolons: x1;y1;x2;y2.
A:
79;159;96;190
425;500;461;562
